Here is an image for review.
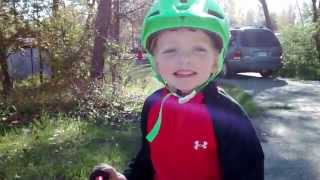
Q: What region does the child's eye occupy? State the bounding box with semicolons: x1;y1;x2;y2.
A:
194;47;207;52
162;48;177;54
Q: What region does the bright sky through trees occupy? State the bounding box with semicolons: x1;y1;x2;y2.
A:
238;0;309;14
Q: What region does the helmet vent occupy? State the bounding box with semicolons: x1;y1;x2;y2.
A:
208;9;224;19
148;11;160;18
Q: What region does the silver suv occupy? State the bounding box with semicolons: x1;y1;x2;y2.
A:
222;27;283;78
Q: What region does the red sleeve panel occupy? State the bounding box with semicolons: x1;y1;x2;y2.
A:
147;90;222;180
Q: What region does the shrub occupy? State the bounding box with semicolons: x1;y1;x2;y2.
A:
71;82;144;128
279;23;320;80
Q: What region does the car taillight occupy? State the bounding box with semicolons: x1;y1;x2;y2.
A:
232;50;241;60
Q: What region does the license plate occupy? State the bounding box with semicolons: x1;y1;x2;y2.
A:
256;52;268;57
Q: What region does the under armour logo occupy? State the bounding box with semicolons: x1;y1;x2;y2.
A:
193;140;208;150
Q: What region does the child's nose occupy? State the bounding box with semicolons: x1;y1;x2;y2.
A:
177;50;192;65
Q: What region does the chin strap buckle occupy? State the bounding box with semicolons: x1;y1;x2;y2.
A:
175;90;197;104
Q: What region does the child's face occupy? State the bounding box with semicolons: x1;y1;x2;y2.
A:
153;28;219;93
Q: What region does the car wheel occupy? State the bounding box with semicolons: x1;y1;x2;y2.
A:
260;70;273;78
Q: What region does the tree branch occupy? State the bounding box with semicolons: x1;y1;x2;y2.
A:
119;2;148;18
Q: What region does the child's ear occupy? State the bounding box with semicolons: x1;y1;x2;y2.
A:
155;59;159;69
211;56;218;74
154;58;162;73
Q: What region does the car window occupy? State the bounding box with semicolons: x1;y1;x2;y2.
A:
228;31;238;48
240;30;280;47
229;31;237;48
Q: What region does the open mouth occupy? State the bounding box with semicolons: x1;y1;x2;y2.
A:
173;70;197;78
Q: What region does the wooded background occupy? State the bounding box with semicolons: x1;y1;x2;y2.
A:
0;0;319;112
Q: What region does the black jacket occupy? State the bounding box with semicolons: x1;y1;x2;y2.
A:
123;82;264;180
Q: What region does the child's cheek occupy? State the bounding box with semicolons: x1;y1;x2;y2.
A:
155;60;166;79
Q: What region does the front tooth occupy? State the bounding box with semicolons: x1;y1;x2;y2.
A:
177;71;193;75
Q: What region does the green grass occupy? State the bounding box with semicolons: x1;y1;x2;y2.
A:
220;85;262;117
0;113;140;180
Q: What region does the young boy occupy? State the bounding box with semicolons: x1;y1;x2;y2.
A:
90;0;264;180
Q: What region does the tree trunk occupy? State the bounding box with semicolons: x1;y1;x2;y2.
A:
316;32;320;62
52;0;59;16
90;0;112;80
295;0;304;25
111;0;120;42
259;0;273;31
0;52;13;95
312;0;320;61
311;0;319;22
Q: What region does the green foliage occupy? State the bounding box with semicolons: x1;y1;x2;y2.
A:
68;40;147;128
279;23;320;80
71;82;145;128
0;1;94;112
104;40;134;88
0;102;17;135
0;3;96;123
38;7;92;81
0;1;35;55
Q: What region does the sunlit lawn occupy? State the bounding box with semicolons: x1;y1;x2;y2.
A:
0;114;141;179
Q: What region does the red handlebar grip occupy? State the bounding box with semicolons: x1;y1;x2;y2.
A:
96;176;104;180
89;170;110;180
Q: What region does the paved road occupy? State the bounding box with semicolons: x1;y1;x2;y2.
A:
219;73;320;180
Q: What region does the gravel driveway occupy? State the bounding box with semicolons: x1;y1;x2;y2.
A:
219;74;320;180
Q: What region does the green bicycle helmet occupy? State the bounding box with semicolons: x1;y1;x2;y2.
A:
141;0;230;86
